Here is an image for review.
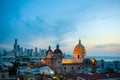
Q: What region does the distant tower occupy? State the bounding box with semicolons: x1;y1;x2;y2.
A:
13;39;18;57
73;39;86;63
13;39;20;57
24;48;27;56
14;39;18;51
35;47;38;56
15;39;17;44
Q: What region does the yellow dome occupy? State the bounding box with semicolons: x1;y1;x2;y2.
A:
73;39;86;63
73;39;85;54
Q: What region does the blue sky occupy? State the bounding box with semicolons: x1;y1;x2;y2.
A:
0;0;120;56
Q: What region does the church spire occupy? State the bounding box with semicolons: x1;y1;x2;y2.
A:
79;39;81;44
56;44;59;49
48;45;51;50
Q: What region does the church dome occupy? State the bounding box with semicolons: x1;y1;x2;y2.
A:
46;46;54;58
82;58;97;65
54;49;62;54
73;39;86;63
54;44;62;57
76;42;84;48
73;39;85;54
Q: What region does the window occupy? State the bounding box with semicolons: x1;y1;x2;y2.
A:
82;55;84;58
58;61;60;64
71;67;73;69
64;67;66;70
78;55;79;59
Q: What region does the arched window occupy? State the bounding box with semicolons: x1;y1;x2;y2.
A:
78;55;79;59
82;55;84;58
71;67;73;70
64;67;66;70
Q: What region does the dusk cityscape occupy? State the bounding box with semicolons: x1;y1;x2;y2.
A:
0;0;120;80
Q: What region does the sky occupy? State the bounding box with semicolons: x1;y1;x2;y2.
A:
0;0;120;56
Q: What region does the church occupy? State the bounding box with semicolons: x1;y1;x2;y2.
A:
38;39;97;74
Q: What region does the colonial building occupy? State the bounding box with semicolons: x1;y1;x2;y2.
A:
38;39;97;74
42;44;63;71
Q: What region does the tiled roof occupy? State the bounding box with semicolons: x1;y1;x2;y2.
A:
73;73;120;80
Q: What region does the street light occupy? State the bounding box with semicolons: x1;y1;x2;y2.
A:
51;71;54;75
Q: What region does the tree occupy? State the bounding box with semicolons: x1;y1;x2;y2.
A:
101;59;104;69
9;60;20;75
106;68;114;73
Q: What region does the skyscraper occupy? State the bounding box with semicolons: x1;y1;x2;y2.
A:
13;39;20;57
34;47;38;56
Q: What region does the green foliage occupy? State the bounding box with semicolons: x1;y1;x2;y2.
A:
9;60;20;75
105;68;114;73
91;70;97;74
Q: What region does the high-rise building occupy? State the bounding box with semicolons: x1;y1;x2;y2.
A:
13;39;18;52
34;47;38;56
27;49;34;57
13;39;23;57
13;39;20;57
35;47;38;53
23;48;27;56
20;47;23;55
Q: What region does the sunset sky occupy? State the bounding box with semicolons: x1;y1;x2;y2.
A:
0;0;120;56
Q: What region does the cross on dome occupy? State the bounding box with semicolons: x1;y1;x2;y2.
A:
79;39;81;44
56;44;59;49
48;45;51;50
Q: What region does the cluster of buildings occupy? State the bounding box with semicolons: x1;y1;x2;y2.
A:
38;39;97;74
0;39;120;80
0;39;47;57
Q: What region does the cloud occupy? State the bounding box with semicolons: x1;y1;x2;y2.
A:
21;16;74;36
1;0;120;57
15;16;76;50
86;43;120;56
94;45;106;48
94;43;120;48
93;43;120;52
0;44;12;50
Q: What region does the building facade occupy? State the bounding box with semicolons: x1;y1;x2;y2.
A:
39;39;96;73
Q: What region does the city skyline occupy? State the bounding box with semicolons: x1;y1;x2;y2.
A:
0;0;120;56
